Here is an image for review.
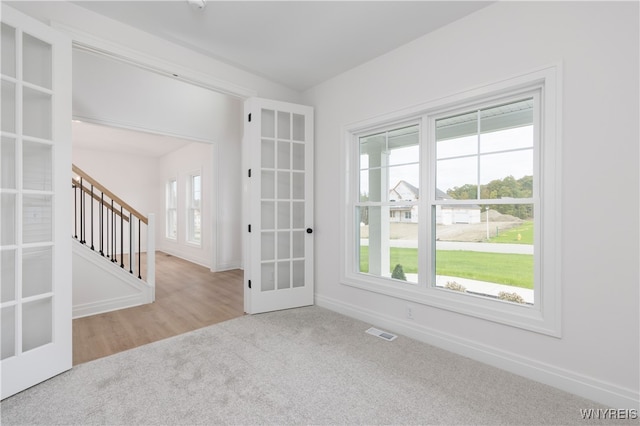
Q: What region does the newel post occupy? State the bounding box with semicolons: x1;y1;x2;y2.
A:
147;213;156;302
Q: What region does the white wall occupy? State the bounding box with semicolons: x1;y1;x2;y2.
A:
304;2;639;408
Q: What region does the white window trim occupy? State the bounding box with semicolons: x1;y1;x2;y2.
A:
166;177;178;241
186;170;202;247
340;65;562;336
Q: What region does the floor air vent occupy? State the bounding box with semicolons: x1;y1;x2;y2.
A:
366;327;397;341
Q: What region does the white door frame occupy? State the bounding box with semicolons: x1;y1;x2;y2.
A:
53;23;257;274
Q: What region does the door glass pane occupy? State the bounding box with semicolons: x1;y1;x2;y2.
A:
1;306;15;360
292;260;305;288
292;230;304;258
292;172;304;200
23;87;52;140
1;23;16;78
261;109;275;138
22;297;53;352
261;139;275;168
1;137;16;189
292;201;304;229
277;111;290;140
277;201;290;229
1;193;16;245
22;246;53;298
261;201;275;230
1;249;16;302
277;171;290;199
1;80;16;133
292;113;305;141
261;232;275;261
22;33;52;89
23;141;52;191
277;261;290;289
23;194;53;243
292;143;304;171
261;171;275;199
261;262;275;291
277;231;290;259
277;141;290;169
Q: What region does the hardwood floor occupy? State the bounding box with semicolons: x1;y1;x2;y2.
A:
72;251;244;365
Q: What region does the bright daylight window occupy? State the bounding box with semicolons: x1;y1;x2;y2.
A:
344;67;560;335
166;178;177;240
432;97;535;305
187;174;202;244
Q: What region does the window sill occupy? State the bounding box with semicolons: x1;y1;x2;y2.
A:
340;272;560;337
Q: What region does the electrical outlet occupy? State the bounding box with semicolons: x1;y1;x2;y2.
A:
406;305;414;320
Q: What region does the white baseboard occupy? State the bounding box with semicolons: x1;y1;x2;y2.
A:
73;294;148;319
316;294;639;410
213;261;242;272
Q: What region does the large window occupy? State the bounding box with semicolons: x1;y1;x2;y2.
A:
343;67;560;335
166;178;177;240
187;173;202;244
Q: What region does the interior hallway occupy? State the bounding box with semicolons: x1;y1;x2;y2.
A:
73;252;244;365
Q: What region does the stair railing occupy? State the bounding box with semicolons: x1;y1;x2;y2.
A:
71;164;155;292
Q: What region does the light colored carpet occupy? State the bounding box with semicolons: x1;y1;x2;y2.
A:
0;306;614;425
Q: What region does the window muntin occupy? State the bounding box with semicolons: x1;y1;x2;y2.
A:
166;179;177;240
187;174;202;244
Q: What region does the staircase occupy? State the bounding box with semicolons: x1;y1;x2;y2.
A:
71;164;155;318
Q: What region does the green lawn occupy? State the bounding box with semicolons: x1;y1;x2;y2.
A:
359;246;533;289
490;221;534;244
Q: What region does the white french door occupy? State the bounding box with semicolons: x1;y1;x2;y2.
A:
1;6;72;399
243;98;314;314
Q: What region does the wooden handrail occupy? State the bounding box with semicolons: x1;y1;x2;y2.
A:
72;178;130;222
72;164;148;225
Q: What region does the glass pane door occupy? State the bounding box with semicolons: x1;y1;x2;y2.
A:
246;99;313;314
1;5;72;399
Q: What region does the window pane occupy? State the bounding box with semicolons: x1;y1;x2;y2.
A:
434;204;534;304
1;24;16;78
437;134;478;160
357;206;418;283
23;141;52;191
1;249;16;303
261;139;275;168
436;156;477;197
22;246;53;298
1;80;16;133
23;33;52;89
480;125;533;154
388;164;419;201
479;150;533;191
23;194;52;243
23;87;52;140
1;137;16;189
22;297;53;352
1;306;15;360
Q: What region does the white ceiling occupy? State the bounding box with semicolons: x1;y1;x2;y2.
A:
73;121;194;158
73;1;492;92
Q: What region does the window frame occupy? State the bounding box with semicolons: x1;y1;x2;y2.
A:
186;172;202;246
165;178;177;240
341;65;561;336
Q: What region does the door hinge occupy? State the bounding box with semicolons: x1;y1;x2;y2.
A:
248;224;251;233
248;169;251;178
248;280;252;289
248;113;252;122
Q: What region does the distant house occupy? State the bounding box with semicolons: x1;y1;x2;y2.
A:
389;181;481;225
